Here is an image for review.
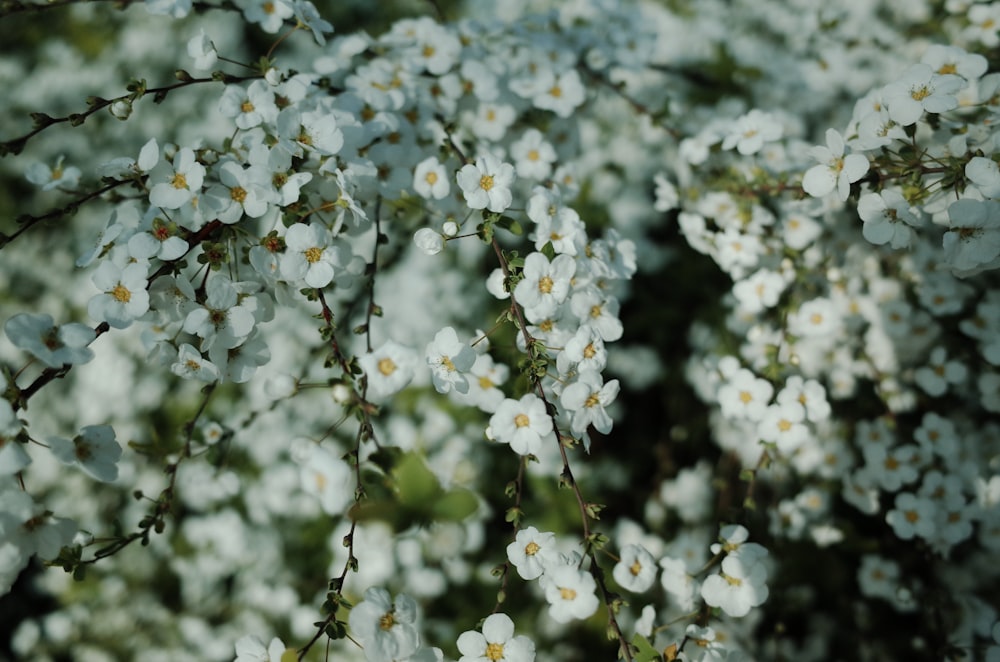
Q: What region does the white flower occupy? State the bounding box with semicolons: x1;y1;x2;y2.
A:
0;399;29;476
171;343;221;382
281;223;343;288
787;297;841;337
532;69;585;118
801;129;869;200
943;198;1000;272
700;552;769;618
489;394;554;456
559;370;620;438
511;128;556;180
542;563;599;623
359;340;418;401
4;313;95;368
26;155;80;191
721;109;783;155
857;189;923;248
183;276;256;350
455;353;508;414
556;325;607;377
914;347;967;397
186;29;217;70
128;216;189;262
348;587;420;662
456;154;516;213
47;425;121;483
204;161;272;223
233;634;291;661
292;0;333;45
413;157;450;200
218;80;278;130
776;376;830;423
413;228;445;256
88;261;150;329
298;444;351;514
717;368;773;422
0;488;76;561
425;327;476;395
236;0;293;33
506;526;558;580
513;253;575;318
570;290;623;342
885;492;937;540
456;613;535;662
148;147;205;210
612;544;657;593
882;63;965;126
965;156;1000;198
757;401;808;454
658;556;698;611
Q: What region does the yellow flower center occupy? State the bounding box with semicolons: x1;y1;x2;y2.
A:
230;186;248;203
629;560;643;576
911;85;931;101
559;587;577;600
486;643;505;661
111;284;132;303
304;247;323;263
938;63;957;75
378;358;397;376
778;419;792;432
514;413;530;428
478;376;494;389
379;612;395;631
240;101;255;113
441;356;456;371
584;393;600;408
480;174;495;191
549;86;563;98
538;276;554;293
262;0;274;13
527;149;540;161
525;541;540;555
171;172;188;189
583;343;596;359
425;171;438;185
422;45;435;57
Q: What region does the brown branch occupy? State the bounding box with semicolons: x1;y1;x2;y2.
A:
1;72;261;157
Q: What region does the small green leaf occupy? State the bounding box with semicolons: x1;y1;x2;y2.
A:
393;452;442;508
496;215;523;236
631;634;662;662
431;488;478;521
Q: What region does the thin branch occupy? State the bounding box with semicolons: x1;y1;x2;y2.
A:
0;179;129;250
1;72;261;157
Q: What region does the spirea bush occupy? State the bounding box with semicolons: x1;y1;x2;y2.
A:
1;0;999;660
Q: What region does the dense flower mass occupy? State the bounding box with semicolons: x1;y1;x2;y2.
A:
1;0;999;661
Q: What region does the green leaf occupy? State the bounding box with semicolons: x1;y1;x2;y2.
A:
495;215;523;236
368;446;403;474
431;488;478;521
393;452;442;508
631;634;662;662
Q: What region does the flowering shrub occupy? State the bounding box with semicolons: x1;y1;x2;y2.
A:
1;0;1000;660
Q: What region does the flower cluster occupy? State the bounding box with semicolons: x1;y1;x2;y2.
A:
1;1;999;661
